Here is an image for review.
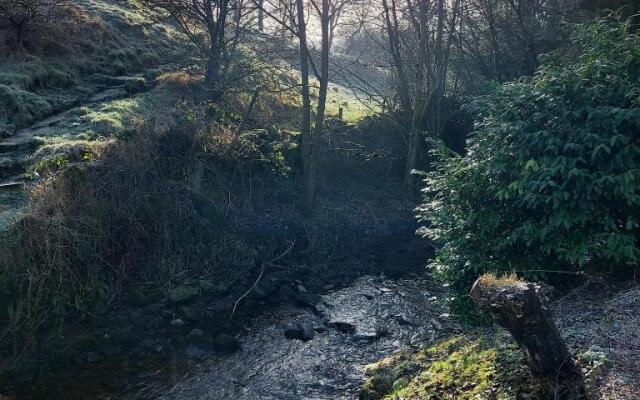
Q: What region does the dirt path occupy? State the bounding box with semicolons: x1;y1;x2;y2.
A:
0;76;150;229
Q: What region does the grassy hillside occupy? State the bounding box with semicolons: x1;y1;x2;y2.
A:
0;0;186;137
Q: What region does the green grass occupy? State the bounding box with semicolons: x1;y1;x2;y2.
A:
361;332;534;400
20;75;187;180
0;0;187;134
325;82;377;123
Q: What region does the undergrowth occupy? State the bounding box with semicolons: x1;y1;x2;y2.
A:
0;83;412;375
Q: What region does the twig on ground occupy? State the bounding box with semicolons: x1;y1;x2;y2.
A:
231;240;295;318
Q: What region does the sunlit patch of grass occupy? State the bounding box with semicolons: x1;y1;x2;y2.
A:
325;83;377;123
0;0;188;133
79;97;144;135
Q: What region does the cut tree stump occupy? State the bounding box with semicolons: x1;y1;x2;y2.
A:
470;275;586;399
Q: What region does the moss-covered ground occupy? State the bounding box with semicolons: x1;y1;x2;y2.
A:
360;331;536;400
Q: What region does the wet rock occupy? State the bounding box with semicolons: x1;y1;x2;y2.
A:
353;330;379;343
213;333;240;352
184;345;206;359
207;294;236;314
394;313;416;326
295;292;322;308
180;306;201;322
284;323;315;341
187;328;213;348
392;377;409;391
85;351;101;363
296;285;308;294
170;318;186;327
169;286;200;303
328;318;356;334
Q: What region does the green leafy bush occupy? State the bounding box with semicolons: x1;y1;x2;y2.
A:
418;17;640;317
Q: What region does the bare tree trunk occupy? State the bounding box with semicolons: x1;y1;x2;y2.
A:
303;0;330;211
258;0;265;31
202;0;229;97
382;0;418;191
382;0;412;125
205;43;222;89
296;0;313;212
403;0;430;191
470;276;586;399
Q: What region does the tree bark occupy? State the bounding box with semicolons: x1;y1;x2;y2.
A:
303;0;330;212
296;0;313;212
382;0;418;192
470;276;586;398
258;0;265;31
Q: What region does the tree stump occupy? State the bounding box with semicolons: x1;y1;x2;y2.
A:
470;275;585;398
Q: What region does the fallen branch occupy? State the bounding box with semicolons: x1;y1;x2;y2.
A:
230;240;295;318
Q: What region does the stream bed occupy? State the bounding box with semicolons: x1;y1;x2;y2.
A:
21;274;455;400
150;275;453;400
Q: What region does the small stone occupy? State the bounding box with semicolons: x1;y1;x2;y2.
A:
439;313;451;320
296;292;322;307
328;318;356;334
187;328;213;348
353;330;379;343
169;286;200;303
207;295;235;314
170;318;186;327
213;333;240;352
180;306;199;322
184;345;205;359
296;285;308;293
392;377;409;391
284;323;315;341
394;313;416;326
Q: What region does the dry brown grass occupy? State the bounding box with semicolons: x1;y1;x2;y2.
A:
475;273;525;289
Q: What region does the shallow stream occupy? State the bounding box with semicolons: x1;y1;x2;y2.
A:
24;274;453;400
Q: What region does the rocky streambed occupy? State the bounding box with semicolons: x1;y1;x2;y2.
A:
13;273;457;400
